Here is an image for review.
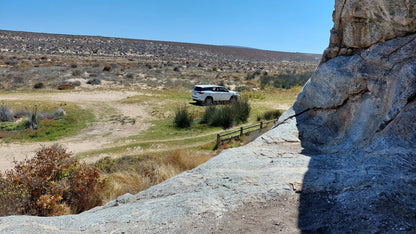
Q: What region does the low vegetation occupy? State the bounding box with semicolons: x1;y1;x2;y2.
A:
260;72;313;89
257;109;283;121
174;105;193;128
199;97;251;129
95;150;213;201
0;103;93;142
0;145;106;216
0;86;302;217
0;32;315;216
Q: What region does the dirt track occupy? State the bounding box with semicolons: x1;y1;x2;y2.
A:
0;90;152;172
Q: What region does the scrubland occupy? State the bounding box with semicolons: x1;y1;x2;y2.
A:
0;31;319;215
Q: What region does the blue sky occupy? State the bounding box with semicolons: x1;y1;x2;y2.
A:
0;0;334;54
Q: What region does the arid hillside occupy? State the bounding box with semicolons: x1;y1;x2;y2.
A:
0;30;320;62
0;30;320;91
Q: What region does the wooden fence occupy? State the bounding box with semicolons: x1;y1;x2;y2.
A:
216;119;278;147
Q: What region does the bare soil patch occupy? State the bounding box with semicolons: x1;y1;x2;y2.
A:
0;90;152;172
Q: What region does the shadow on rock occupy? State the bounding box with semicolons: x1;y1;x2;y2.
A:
269;33;416;232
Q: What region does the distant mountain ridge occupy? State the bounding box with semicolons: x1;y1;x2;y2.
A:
0;30;321;63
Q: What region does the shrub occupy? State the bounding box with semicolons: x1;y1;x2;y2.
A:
200;98;251;129
72;70;82;76
33;82;45;89
257;109;282;121
25;107;39;130
103;65;112;72
58;84;75;90
14;110;30;119
69;80;81;86
231;97;250;124
199;106;217;124
87;77;101;85
0;145;106;216
53;107;66;120
174;105;193;128
209;105;234;129
0;104;13;122
0;174;29;216
260;72;312;90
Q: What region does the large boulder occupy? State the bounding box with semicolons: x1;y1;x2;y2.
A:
322;0;416;62
268;33;416;153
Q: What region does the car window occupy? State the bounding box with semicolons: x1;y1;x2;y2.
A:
194;87;202;91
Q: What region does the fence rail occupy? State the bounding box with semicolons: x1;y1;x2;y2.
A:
216;119;278;147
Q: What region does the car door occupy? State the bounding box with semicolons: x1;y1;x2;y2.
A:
219;87;229;101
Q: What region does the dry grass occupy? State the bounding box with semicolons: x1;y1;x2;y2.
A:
99;149;213;201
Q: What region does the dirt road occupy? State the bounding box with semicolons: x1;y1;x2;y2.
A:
0;90;152;172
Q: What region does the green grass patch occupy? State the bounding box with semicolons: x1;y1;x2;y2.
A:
78;86;301;161
0;104;94;142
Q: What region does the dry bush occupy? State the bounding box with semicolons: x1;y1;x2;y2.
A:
0;104;14;122
0;145;106;216
0;174;29;216
103;65;112;72
58;84;75;90
164;150;211;171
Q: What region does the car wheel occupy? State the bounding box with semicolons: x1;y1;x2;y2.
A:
204;97;213;106
229;96;237;104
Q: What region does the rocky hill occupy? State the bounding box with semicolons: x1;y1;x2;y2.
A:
1;0;415;233
0;30;320;63
0;30;320;91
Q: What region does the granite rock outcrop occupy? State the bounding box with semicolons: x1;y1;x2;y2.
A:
322;0;416;62
1;0;416;233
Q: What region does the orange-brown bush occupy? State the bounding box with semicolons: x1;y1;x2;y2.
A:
57;84;75;90
0;145;106;216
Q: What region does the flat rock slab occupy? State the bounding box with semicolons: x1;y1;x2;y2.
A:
0;141;310;233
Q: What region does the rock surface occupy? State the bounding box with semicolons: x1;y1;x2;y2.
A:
261;33;416;232
1;0;416;233
322;0;416;62
0;142;309;233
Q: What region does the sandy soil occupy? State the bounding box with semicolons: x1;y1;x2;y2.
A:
0;90;152;172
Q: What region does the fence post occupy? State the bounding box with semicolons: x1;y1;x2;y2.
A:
240;127;243;137
217;134;221;146
260;121;263;129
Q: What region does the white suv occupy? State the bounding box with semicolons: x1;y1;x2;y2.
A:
192;85;240;105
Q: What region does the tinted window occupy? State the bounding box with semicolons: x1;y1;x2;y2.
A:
194;86;214;91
